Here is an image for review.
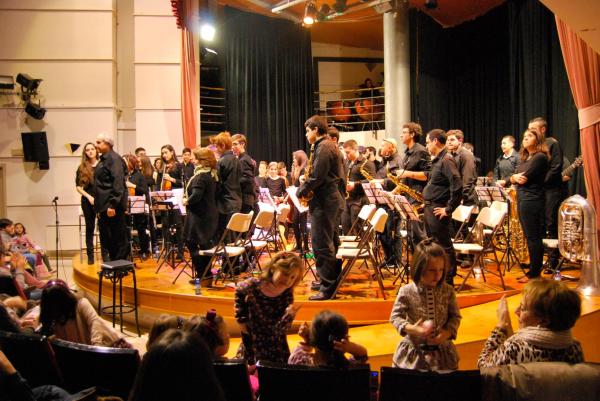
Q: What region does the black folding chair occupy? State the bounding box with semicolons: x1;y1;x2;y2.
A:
213;359;254;401
257;361;371;401
379;366;481;401
50;338;140;399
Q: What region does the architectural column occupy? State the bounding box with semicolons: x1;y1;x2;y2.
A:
383;0;410;150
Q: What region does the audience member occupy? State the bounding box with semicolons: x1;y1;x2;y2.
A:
478;279;584;367
129;329;225;401
146;314;184;351
390;239;462;370
235;251;303;365
289;310;368;368
12;223;52;275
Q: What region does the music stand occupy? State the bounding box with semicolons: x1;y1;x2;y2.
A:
150;191;185;274
127;195;146;261
390;194;418;285
286;187;315;277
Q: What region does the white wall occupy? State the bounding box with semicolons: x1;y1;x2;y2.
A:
0;0;192;251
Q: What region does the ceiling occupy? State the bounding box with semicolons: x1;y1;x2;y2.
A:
218;0;507;49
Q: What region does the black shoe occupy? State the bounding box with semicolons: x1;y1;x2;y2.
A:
311;281;321;291
309;291;332;301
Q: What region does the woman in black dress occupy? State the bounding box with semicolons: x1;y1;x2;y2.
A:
75;142;99;265
183;147;218;281
290;150;309;252
510;128;549;282
160;145;185;257
125;154;150;259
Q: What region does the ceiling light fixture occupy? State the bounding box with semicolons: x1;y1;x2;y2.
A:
303;1;317;25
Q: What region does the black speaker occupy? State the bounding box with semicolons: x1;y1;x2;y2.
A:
21;132;50;170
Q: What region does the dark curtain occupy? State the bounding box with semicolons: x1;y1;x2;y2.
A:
223;7;313;165
410;0;584;195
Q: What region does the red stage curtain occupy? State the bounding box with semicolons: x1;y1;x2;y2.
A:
171;0;199;149
555;17;600;247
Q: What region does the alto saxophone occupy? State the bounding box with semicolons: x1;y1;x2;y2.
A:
387;171;424;209
299;144;314;207
359;159;373;181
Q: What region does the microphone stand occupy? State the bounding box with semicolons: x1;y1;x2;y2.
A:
52;197;59;279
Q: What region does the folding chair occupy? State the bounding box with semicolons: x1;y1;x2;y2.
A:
339;204;382;249
199;211;254;283
339;204;376;242
455;206;507;292
276;204;291;250
451;205;475;243
332;208;389;300
243;208;276;271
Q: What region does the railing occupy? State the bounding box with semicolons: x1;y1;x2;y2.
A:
314;86;385;131
200;85;226;133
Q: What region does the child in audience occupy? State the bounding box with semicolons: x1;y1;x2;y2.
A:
235;251;303;365
13;222;52;275
146;314;185;350
390;239;462;370
289;310;368;368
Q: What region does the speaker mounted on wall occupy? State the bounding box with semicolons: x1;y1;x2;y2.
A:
21;131;50;170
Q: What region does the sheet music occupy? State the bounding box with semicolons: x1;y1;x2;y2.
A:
258;188;276;208
286;186;308;214
170;188;186;215
128;195;146;214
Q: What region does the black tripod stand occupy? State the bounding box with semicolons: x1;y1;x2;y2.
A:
52;196;60;279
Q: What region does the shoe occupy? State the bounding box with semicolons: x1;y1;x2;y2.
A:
309;291;332;301
517;276;530;284
310;280;322;291
87;255;95;265
543;268;554;275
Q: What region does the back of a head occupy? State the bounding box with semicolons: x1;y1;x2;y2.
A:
39;280;78;332
524;279;581;331
310;310;350;369
130;329;225;401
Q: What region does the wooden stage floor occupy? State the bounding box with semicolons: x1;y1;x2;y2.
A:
72;251;574;330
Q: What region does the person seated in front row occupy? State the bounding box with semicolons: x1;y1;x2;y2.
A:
146;314;185;351
478;278;584;367
288;310;368;368
12;223;52;275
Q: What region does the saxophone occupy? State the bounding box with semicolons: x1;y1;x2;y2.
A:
558;195;600;295
299;144;314;207
359;159;374;181
387;171;424;207
498;187;529;263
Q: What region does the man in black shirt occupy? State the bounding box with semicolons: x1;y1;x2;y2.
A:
446;130;477;207
181;147;195;184
232;134;258;216
341;139;376;234
528;117;564;270
214;132;242;242
298;115;345;300
94;133;129;261
493;135;519;187
422;129;462;284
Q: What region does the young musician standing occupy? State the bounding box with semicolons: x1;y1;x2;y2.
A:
422;129;462;285
214;132;242;241
76;142;100;264
94;133;129;262
493;135;519;187
160;145;185;258
181;147;195;183
231;134;258;215
297;115;345;301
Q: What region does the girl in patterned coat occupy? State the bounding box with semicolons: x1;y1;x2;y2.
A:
390;239;462;370
235;251;303;365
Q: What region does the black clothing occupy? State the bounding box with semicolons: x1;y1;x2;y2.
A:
423;149;462;215
217;151;242;214
341;157;376;234
184;170;218;278
262;177;287;198
493;150;519;183
182;161;195;183
544;136;565;268
452;147;477;206
76;165;98;260
95;149;129;261
423;148;462;281
516;152;549;278
544;137;564;189
298;137;345;296
238;152;257;210
375;151;403;191
164;162;184;189
94;149;128;213
128;170;150;254
401;142;431;195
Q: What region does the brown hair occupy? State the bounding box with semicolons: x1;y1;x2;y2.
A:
231;133;247;146
446;129;464;142
519;128;549;162
147;314;185;351
343;139;358;149
213;131;232;151
76;142;97;187
184;309;227;356
522;279;581;331
304;115;328;135
192;147;217;169
411;238;448;286
124;154;139;172
139;155;154;179
402;122;423;140
261;251;304;287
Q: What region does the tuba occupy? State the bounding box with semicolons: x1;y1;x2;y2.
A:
558;195;600;295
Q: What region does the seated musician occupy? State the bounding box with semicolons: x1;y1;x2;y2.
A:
261;162;287;205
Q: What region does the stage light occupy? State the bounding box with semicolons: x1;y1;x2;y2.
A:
303;1;317;25
200;23;216;41
16;73;42;92
24;102;46;120
333;0;347;13
317;3;331;21
424;0;438;10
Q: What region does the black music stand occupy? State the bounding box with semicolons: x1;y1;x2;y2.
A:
127;195;146;261
286;187;315;279
150;191;189;274
388;194;419;285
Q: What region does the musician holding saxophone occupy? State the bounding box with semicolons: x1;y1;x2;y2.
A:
341;140;376;235
297;115;345;301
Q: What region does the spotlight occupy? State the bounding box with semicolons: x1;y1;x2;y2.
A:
303;1;317;25
16;73;42;92
424;0;438;10
333;0;347;13
200;23;216;41
25;102;46;120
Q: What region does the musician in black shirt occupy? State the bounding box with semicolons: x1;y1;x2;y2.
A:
161;144;185;257
181;147;195;183
125;154;150;259
298;115;345;301
214;132;242;241
422;129;462;284
94;133;129;261
232;134;258;215
493;135;519;187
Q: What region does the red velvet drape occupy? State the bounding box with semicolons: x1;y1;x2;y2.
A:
172;0;199;149
555;17;600;247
